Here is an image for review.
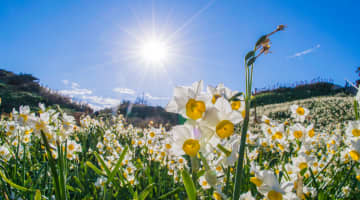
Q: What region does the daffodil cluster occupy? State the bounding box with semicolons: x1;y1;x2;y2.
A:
0;85;360;199
165;80;244;157
0;103;82;161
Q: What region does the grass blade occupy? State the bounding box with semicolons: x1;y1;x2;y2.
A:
181;170;196;200
158;187;183;199
107;146;128;183
94;152;111;175
85;161;106;176
0;170;33;192
34;190;41;200
139;183;154;200
40;131;62;200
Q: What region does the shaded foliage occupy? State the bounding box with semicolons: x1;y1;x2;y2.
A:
0;69;93;114
95;102;179;128
253;82;350;107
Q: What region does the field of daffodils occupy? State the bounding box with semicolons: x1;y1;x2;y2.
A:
0;82;359;199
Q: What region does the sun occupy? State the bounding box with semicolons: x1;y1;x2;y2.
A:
139;38;169;65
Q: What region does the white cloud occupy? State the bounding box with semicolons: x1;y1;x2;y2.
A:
87;104;104;111
113;87;136;95
62;80;69;85
59;80;120;110
59;88;92;96
290;44;320;58
71;82;80;88
59;81;92;97
80;95;120;107
144;93;169;100
59;80;168;110
113;88;168;101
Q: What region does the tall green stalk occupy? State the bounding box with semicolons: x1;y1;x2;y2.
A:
232;25;285;199
232;62;253;200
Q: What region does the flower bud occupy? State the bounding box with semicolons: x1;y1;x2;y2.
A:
205;170;217;187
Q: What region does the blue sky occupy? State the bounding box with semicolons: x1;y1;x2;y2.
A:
0;0;359;110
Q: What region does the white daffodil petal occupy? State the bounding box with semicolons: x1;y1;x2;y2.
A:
214;97;232;115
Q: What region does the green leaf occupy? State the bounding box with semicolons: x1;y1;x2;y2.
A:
0;170;33;192
318;191;327;200
107;146;128;183
85;161;105;176
158;187;183;199
34;190;42;200
40;131;62;200
255;35;267;49
94;152;111;175
228;92;243;101
66;185;82;193
181;170;197;200
139;183;155;200
245;51;255;62
196;170;205;178
247;57;256;66
144;166;153;184
309;167;319;192
94;152;123;191
133;191;139;200
73;176;85;192
178;115;187;125
217;144;232;157
56;142;67;200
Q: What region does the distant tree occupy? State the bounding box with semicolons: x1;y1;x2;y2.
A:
134;93;148;105
121;100;131;105
7;73;38;85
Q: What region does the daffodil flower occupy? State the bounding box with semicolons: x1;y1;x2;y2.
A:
346;121;360;138
290;105;309;122
170;123;206;157
202;97;242;139
239;191;255;200
347;139;360;162
289;123;307;141
166;80;210;121
207;83;232;104
258;171;293;200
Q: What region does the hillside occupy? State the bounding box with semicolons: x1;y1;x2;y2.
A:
0;69;93;114
253;96;355;131
252;82;354;106
95;102;180;128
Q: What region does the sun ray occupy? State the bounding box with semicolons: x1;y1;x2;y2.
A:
167;0;216;41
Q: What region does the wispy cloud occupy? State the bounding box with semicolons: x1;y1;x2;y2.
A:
59;81;120;110
59;88;92;96
62;80;69;85
59;81;168;110
80;95;120;109
290;44;320;58
144;93;169;100
113;87;169;101
59;81;92;97
113;87;136;95
71;82;80;88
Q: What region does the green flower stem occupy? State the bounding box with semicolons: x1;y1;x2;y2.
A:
335;162;355;198
233;57;254;200
190;156;199;184
232;98;250;200
354;100;359;120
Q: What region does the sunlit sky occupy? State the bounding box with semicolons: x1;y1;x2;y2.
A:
1;0;359;110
